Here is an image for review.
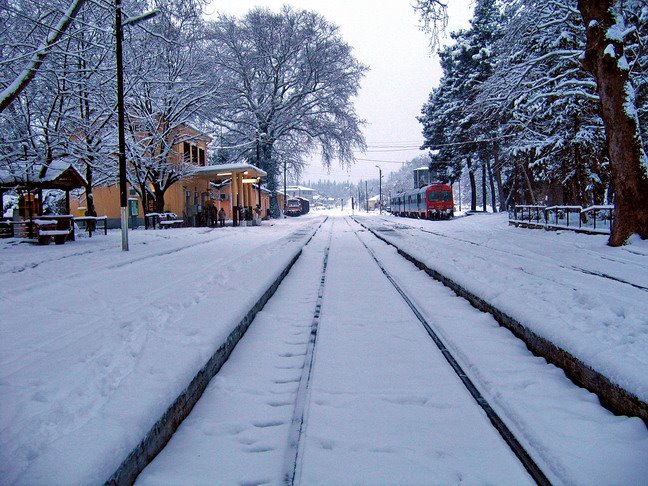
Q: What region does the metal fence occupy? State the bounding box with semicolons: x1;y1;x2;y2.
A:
509;205;613;235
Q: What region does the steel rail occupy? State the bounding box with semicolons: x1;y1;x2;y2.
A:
283;223;333;486
347;217;551;486
374;215;648;292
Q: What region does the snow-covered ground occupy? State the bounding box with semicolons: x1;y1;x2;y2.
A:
0;218;322;484
356;212;648;403
1;210;646;484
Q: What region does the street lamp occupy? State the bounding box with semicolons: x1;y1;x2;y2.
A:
114;0;158;251
375;165;382;214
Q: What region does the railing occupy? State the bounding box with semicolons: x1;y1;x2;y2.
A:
509;204;613;235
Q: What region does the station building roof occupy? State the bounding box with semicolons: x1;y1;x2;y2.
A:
192;162;267;178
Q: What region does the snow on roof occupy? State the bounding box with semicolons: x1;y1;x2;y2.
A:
286;185;315;192
0;160;87;189
180;123;213;143
193;162;267;177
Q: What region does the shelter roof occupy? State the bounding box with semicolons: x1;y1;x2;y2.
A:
286;185;315;192
0;160;87;190
193;162;267;178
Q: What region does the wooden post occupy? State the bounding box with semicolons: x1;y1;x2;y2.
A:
231;173;238;227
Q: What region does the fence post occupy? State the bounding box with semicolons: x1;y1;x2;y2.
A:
579;208;582;229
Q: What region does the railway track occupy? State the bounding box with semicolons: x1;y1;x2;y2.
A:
345;217;550;485
135;217;560;485
284;218;548;484
282;227;331;484
357;215;648;424
372;215;648;292
131;215;647;485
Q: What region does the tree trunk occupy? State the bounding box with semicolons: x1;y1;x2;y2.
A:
486;156;497;212
505;171;516;209
84;164;97;234
573;145;588;207
466;157;477;211
493;141;506;211
578;0;648;245
482;159;487;212
154;186;165;213
521;159;537;205
260;141;281;218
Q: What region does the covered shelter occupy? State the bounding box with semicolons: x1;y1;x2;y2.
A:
0;160;87;218
191;162;267;226
0;160;87;241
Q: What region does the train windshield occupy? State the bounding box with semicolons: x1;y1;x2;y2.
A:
287;200;301;207
428;190;452;202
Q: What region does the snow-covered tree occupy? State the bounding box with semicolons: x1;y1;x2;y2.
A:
122;0;215;213
577;0;648;245
416;0;647;244
203;6;367;217
419;0;504;211
475;0;609;208
60;2;119;215
0;0;87;112
0;0;113;196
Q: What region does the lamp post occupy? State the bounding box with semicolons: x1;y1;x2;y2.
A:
114;0;157;251
375;165;382;214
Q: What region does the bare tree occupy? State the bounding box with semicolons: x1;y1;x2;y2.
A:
123;0;215;213
0;0;87;112
204;6;367;217
413;0;448;49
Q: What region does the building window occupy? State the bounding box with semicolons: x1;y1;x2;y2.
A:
192;145;198;166
183;142;191;163
198;148;205;166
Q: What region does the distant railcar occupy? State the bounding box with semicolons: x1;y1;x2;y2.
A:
390;183;454;219
297;197;310;215
285;198;303;216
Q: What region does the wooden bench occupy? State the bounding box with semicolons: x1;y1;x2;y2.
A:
0;219;11;238
37;215;75;241
38;229;71;245
158;219;184;229
9;219;72;245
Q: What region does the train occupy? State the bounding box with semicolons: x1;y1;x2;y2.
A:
390;183;454;219
285;197;310;216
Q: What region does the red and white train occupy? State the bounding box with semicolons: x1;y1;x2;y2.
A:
390;183;454;219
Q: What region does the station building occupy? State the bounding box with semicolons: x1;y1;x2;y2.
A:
70;123;272;227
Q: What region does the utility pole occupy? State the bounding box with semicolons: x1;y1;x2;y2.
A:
358;185;361;212
375;165;382;214
114;2;157;251
365;180;368;212
115;0;128;251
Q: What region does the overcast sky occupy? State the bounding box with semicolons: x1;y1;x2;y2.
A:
207;1;474;184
